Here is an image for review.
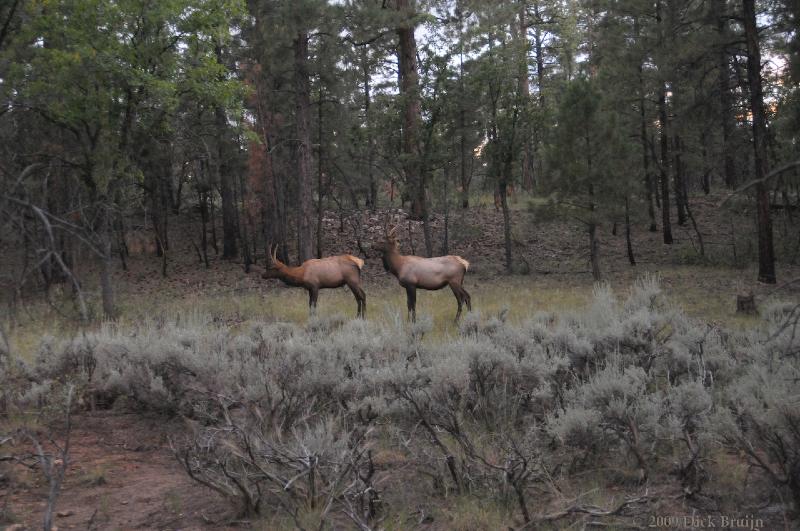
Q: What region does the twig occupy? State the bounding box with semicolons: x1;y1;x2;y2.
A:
23;385;74;531
719;160;800;206
516;489;654;529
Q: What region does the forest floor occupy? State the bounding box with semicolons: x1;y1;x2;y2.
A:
2;412;235;530
2;193;800;529
3;410;788;530
6;191;800;353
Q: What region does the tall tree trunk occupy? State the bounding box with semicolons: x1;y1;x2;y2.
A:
99;205;116;318
199;189;210;268
294;30;314;263
673;134;687;225
636;19;657;233
238;171;252;271
215;47;238;260
396;0;427;236
362;47;377;211
0;0;20;53
743;0;776;283
517;0;535;191
316;93;325;259
209;185;218;255
259;113;284;260
442;160;450;255
533;0;546;108
500;154;514;274
532;2;547;185
625;195;636;266
716;0;737;188
701;132;711;194
655;0;673;244
589;221;601;280
658;86;674;244
396;0;432;256
587;137;601;280
216;110;238;259
458;21;470;209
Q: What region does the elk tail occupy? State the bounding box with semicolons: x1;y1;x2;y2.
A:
454;256;470;272
345;255;365;271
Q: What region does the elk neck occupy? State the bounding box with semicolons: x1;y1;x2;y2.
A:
381;247;404;276
275;262;306;287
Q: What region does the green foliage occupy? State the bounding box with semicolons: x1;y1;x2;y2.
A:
544;75;637;222
9;0;246;192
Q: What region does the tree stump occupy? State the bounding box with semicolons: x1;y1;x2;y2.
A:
736;293;757;315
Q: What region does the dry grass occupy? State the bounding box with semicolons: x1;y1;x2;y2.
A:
434;496;514;531
4;262;791;362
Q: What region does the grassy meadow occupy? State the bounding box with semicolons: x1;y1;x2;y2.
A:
3;262;774;362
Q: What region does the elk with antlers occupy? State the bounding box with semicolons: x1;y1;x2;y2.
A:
260;246;367;318
375;225;471;322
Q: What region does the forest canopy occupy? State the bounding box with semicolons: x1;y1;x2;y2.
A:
1;0;799;318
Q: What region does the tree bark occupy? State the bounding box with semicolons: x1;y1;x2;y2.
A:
716;0;737;188
517;0;535;191
636;20;657;233
199;189;210;268
673;134;687;225
743;0;776;283
294;30;314;263
655;0;673;245
625;195;636;266
216;108;238;260
658;86;674;244
587;142;601;280
533;0;546;108
100;207;116;318
237;170;252;270
589;221;601;280
458;16;471;209
316;92;325;259
362;47;377;210
396;0;427;231
499;161;514;274
0;0;20;53
215;46;239;260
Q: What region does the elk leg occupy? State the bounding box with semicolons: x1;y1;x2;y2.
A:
462;286;472;312
405;285;417;322
450;284;464;322
308;287;319;315
348;283;366;318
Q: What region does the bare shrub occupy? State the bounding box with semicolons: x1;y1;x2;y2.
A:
711;353;800;511
174;407;379;525
5;275;798;525
664;380;713;494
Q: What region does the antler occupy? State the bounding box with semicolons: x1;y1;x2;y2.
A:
269;244;278;264
387;223;398;238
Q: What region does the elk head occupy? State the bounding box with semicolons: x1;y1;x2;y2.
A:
261;245;285;279
374;223;399;256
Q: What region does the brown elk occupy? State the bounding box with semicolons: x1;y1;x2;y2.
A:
375;225;471;322
260;245;367;318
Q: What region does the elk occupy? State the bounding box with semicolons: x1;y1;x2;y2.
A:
375;225;471;322
260;245;367;318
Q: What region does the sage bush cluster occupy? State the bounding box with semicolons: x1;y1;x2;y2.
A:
4;276;799;525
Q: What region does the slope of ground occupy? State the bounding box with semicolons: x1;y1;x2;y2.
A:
2;412;234;530
1;194;799;529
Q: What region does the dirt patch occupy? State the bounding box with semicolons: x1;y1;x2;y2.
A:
1;412;235;530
